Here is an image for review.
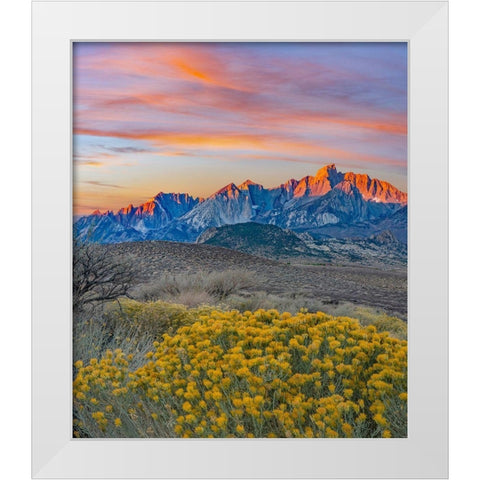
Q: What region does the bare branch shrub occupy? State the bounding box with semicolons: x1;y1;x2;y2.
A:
73;240;137;312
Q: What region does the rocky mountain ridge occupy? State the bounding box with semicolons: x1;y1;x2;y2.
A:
75;164;407;244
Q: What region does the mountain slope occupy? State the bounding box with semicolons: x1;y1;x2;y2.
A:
196;222;314;259
273;180;399;230
371;205;408;243
75;192;200;243
196;222;407;266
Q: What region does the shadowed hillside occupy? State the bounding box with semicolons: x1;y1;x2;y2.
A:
196;222;314;258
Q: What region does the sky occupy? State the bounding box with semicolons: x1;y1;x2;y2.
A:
73;42;407;216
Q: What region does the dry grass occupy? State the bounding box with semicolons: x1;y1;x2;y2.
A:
73;310;155;370
131;269;255;304
129;268;406;340
99;240;407;317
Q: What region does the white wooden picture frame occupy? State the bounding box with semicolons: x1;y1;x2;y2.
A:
32;1;448;478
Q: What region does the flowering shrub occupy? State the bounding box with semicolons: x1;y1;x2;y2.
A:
73;309;407;438
103;299;214;340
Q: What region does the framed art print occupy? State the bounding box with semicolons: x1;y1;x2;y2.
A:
32;1;448;478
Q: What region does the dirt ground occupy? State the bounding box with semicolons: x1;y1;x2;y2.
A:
103;240;407;319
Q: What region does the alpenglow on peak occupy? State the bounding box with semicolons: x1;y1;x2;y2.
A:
75;164;407;244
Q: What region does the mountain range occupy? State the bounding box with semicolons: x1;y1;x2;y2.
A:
74;164;407;244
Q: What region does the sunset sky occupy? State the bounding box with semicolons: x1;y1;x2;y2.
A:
73;42;407;216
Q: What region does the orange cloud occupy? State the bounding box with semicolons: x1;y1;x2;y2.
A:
76;87;406;139
166;49;254;93
274;112;407;136
75;44;254;93
74;44;407;139
172;59;213;83
74;127;403;167
81;160;104;167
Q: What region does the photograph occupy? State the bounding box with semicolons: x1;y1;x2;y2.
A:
72;42;408;439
